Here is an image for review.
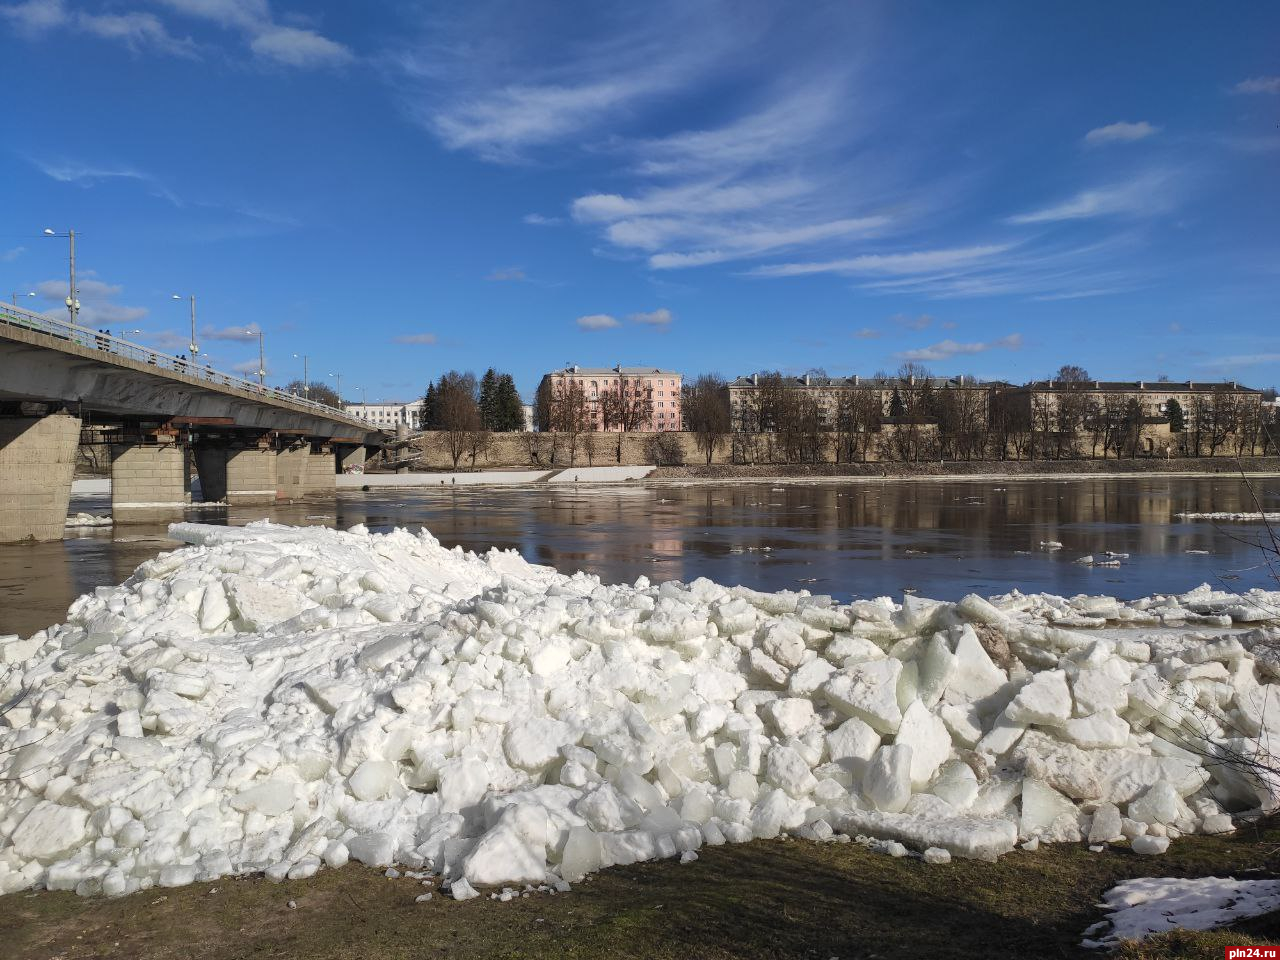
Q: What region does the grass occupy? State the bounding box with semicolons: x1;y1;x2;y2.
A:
5;824;1280;960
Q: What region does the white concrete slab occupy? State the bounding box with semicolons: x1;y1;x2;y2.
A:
546;465;656;483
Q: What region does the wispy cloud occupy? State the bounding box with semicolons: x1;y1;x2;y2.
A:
893;313;933;331
0;246;24;262
522;213;563;226
249;25;352;68
201;323;261;342
853;328;880;339
230;358;268;376
1084;121;1158;146
576;313;620;330
1234;76;1280;95
1006;172;1173;224
486;266;527;282
392;333;438;345
748;244;1013;278
628;308;672;327
896;333;1023;362
1;0;197;56
28;156;184;205
1199;352;1280;368
154;0;351;68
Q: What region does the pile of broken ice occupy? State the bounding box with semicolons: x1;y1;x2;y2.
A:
2;521;1280;900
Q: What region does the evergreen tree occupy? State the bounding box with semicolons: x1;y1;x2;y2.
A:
421;382;438;429
495;374;525;431
888;388;906;418
1165;397;1185;433
479;368;499;430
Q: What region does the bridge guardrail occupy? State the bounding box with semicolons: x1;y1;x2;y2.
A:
0;301;374;428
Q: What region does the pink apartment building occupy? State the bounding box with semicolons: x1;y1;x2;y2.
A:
537;365;682;431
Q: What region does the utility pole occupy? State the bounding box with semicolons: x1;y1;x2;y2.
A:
189;295;197;361
68;229;77;326
257;329;265;387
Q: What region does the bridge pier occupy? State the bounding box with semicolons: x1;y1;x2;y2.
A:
304;443;336;496
194;442;278;505
110;438;190;522
335;443;366;474
0;412;81;542
275;444;307;500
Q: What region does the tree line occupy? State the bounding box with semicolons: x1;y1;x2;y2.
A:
418;368;524;468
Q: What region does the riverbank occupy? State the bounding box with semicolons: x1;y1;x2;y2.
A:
652;456;1280;482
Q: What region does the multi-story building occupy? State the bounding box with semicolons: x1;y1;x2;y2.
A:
725;373;992;428
997;379;1262;421
536;365;682;431
343;400;424;430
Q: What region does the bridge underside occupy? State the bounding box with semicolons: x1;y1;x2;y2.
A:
0;334;384;543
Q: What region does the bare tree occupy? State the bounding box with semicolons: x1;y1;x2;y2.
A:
433;371;482;469
1054;364;1091;384
684;374;730;464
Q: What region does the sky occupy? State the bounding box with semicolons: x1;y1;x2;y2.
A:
1;1;1277;402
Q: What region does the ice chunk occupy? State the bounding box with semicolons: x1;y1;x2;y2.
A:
894;700;951;789
1004;670;1071;725
822;659;904;734
11;802;89;863
863;744;912;813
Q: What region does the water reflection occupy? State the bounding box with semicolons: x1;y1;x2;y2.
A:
1;476;1276;638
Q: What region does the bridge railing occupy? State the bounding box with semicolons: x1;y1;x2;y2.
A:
0;300;375;427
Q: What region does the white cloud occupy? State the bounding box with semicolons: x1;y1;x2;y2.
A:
486;266;527;282
1235;76;1280;95
1084;121;1158;145
29;157;184;205
1;0;195;56
895;333;1023;362
35;277;149;327
250;25;352;68
628;308;672;326
893;313;933;331
576;313;620;330
154;0;267;30
0;0;67;34
230;358;268;375
201;323;261;342
522;213;563;226
1006;172;1172;224
854;328;880;339
1;246;24;262
749;244;1012;278
392;333;438;345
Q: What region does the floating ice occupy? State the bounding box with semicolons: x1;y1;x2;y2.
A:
1;521;1277;899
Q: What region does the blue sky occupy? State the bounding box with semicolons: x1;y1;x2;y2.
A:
1;1;1277;401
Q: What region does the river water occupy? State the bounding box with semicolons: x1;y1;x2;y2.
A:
2;475;1277;639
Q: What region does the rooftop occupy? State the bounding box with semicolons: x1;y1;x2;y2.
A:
727;374;997;389
545;366;681;377
1019;379;1259;393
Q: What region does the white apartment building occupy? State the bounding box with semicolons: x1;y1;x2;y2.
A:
344;400;423;429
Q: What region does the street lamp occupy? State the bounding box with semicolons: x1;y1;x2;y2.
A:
328;372;342;407
293;353;309;399
171;294;198;365
256;329;266;387
43;228;78;325
10;291;34;306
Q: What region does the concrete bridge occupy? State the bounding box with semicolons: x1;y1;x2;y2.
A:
0;301;388;542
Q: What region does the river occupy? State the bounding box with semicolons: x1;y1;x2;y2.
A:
1;475;1277;639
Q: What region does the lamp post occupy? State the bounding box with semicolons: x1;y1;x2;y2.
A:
293;353;309;399
171;294;198;368
328;372;342;407
10;291;34;306
42;228;78;325
257;329;266;387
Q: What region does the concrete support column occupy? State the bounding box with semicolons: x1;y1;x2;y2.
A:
110;441;190;523
225;447;277;505
0;413;81;543
276;445;307;500
335;444;366;474
193;446;228;502
303;444;336;496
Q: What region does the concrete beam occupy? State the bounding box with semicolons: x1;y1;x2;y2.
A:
110;441;190;523
0;413;80;542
